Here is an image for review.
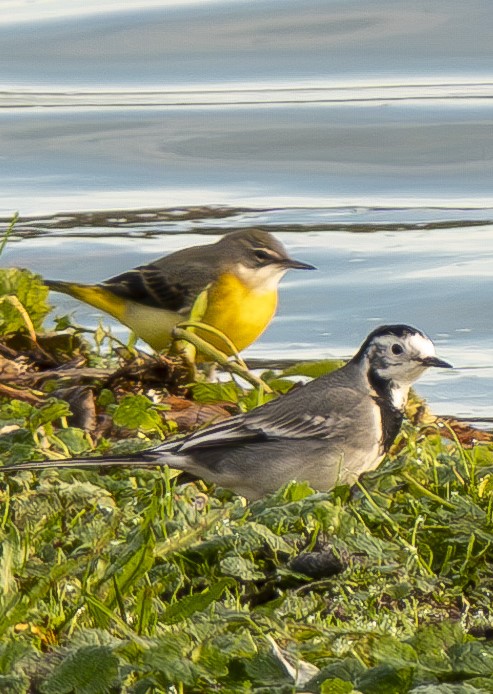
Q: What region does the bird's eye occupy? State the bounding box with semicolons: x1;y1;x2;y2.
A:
253;249;272;263
391;343;404;355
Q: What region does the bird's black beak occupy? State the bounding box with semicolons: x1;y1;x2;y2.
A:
282;257;317;270
421;356;453;369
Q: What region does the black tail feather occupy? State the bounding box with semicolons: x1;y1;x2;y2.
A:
1;452;165;474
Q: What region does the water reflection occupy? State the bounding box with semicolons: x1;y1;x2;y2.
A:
1;99;492;215
2;0;492;85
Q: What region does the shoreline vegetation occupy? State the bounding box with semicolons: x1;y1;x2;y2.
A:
1;257;493;692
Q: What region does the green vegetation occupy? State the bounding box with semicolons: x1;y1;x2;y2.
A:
1;266;493;693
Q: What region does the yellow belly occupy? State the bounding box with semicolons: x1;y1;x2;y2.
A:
48;275;277;356
49;281;180;351
200;273;278;354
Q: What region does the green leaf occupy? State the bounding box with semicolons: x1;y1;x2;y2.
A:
196;642;230;678
320;679;355;694
409;622;465;672
211;629;257;659
237;387;276;412
237;522;293;555
97;389;115;408
56;428;91;455
0;675;29;694
40;645;119;694
365;634;418;670
142;634;201;686
385;582;412;600
0;640;34;676
244;651;294;686
467;678;493;693
408;685;485;693
281;359;345;378
0;399;34;422
262;377;296;394
220;555;265;580
307;657;365;691
190;381;241;404
162;577;235;624
449;641;493;676
0;438;38;464
28;399;72;431
282;480;316;501
103;529;156;606
53;313;75;331
0;268;50;334
347;532;400;561
112;394;166;433
45;479;115;511
355;664;413;694
189;286;209;323
135;585;155;636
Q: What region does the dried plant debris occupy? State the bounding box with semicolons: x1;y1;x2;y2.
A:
1;266;493;692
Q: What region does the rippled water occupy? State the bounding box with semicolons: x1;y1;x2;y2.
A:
1;0;492;423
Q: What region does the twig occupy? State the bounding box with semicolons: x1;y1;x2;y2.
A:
0;382;44;404
172;326;272;394
0;295;38;344
400;471;455;510
176;320;249;369
17;366;112;385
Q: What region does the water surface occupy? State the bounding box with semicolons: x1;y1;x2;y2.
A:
1;0;492;423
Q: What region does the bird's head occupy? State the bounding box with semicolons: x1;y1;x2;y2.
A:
219;229;315;290
354;324;452;389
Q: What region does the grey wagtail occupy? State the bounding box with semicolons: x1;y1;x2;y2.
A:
44;229;314;355
1;325;452;499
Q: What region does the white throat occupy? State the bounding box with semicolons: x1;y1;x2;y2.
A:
389;383;410;411
234;262;287;292
364;356;411;412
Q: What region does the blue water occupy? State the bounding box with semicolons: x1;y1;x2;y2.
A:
1;0;492;422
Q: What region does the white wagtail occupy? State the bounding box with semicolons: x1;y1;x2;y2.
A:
1;325;452;499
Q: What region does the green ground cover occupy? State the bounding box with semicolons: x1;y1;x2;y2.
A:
0;265;493;693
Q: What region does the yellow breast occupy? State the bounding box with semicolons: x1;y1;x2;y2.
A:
54;274;278;356
200;272;278;354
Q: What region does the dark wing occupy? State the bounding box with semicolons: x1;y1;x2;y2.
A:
164;391;340;457
164;365;363;455
101;264;197;313
175;412;335;452
99;242;224;314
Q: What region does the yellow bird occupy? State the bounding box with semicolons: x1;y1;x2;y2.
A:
45;229;315;355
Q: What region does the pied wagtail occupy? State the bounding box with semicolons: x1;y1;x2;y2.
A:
1;325;452;499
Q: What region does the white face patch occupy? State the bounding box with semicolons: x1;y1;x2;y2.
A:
234;262;287;292
365;329;442;399
406;332;437;360
361;326;448;413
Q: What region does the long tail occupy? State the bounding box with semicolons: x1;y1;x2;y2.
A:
45;279;126;321
0;446;181;475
